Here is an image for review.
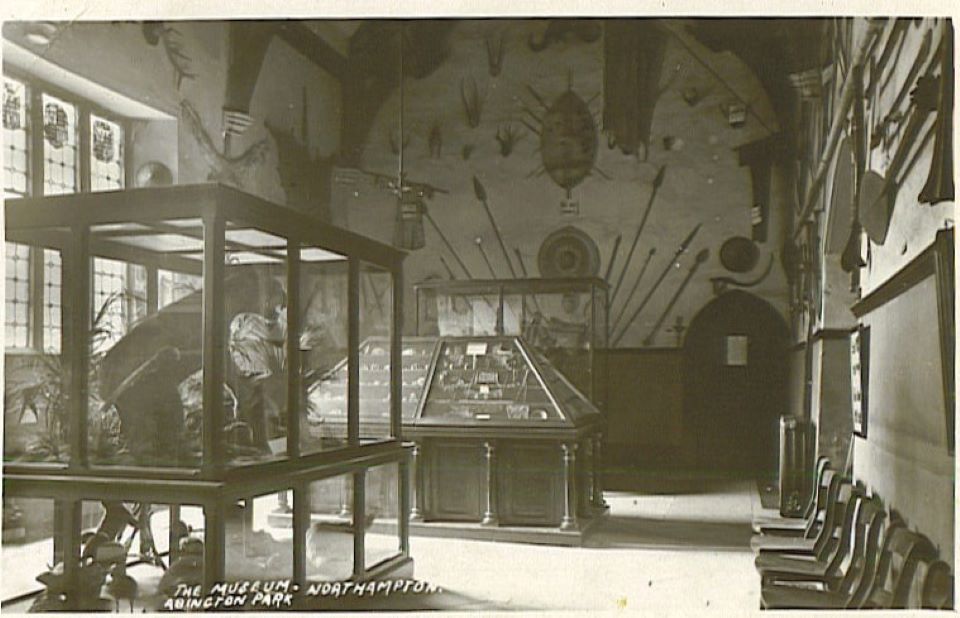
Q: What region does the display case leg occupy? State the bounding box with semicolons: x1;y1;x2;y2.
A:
591;434;608;509
292;483;310;589
352;470;366;581
59;499;82;609
560;443;579;531
482;441;499;526
168;504;181;562
410;442;424;522
203;503;226;592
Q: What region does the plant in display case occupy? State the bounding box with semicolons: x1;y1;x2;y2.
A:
4;292;132;463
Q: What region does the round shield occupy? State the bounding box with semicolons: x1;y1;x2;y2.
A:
719;236;760;273
537;226;600;278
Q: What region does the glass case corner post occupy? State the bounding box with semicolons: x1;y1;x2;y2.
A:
352;469;366;581
348;258;361;447
65;224;91;469
287;238;301;460
202;213;226;475
391;266;403;440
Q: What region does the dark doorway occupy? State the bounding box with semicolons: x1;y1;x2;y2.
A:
682;291;789;477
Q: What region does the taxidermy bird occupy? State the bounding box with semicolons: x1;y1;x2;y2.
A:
105;563;138;613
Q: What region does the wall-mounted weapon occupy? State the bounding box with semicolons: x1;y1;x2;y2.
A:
869;19;910;97
841;66;868;274
610;165;666;306
603;234;623;285
461;76;485;128
643;248;709;346
485;32;505;77
919;19;954;205
472;176;518;277
475;237;498;278
861;62;941;244
522;80;603;198
613;223;701;346
495;124;524;157
425;212;472;279
871;29;933;150
439;255;457;279
610;247;656;336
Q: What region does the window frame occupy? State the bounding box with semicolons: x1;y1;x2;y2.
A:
4;68;135;353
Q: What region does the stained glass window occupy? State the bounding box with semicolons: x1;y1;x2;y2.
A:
42;249;62;353
90;113;124;192
5;74;136;352
92;258;129;353
41;92;78;196
5;242;32;348
3;77;30;198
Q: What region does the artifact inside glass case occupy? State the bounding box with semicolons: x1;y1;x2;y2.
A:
415;278;607;407
307;336;437;436
3;185;413;609
414;336;600;426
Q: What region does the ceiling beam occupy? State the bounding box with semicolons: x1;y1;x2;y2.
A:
272;22;349;81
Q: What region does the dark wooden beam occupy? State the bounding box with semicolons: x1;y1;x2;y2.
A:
273;22;349;80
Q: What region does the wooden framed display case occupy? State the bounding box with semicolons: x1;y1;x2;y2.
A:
404;336;608;544
3;184;411;610
414;277;609;411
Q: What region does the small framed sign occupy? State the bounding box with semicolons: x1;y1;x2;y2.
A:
850;325;870;438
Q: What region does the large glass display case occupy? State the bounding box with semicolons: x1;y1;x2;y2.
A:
414;278;608;411
404;336;607;540
3;184;412;610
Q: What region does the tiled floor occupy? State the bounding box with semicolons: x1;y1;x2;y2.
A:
3;478;764;613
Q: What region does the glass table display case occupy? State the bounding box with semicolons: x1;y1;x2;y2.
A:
404;336;607;542
307;336;438;433
3;184;412;610
414;278;608;411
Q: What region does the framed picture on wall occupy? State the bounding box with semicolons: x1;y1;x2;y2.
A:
850;325;870;438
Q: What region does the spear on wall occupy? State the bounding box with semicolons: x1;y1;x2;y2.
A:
473;176;518;278
613;222;701;346
610;165;666;305
610;247;656;335
642;248;709;346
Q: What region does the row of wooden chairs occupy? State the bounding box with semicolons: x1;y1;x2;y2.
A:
751;458;954;610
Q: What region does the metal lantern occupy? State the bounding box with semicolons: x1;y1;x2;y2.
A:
393;192;426;250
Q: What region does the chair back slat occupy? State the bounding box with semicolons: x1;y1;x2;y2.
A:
834;497;885;597
813;478;851;558
822;487;865;574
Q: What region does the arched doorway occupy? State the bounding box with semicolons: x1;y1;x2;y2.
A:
682;291;789;477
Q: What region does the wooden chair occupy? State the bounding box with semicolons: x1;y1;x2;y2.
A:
751;473;845;555
863;527;938;609
760;496;889;609
921;560;954;609
752;457;830;534
755;486;865;587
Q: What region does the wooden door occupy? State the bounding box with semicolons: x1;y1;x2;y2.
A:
682;291;789;476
